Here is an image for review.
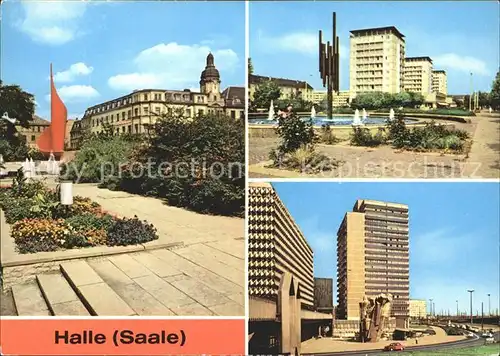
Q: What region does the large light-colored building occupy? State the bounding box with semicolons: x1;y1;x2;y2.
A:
249;74;313;102
404;57;433;95
432;70;447;95
349;26;406;98
337;199;409;322
248;182;315;307
305;90;351;108
71;53;244;149
409;299;427;318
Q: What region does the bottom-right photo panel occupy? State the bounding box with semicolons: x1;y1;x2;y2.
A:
247;181;499;355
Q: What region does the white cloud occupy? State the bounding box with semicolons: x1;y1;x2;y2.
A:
45;85;99;103
433;53;490;76
16;1;88;45
108;42;239;92
53;62;94;83
258;31;348;59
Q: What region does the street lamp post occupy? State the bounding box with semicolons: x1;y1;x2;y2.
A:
429;299;433;317
469;73;473;111
456;300;459;317
467;289;474;324
487;294;491;316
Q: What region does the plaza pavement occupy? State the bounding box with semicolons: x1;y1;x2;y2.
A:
1;183;245;316
249;113;499;179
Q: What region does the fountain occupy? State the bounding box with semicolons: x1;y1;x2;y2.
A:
352;109;363;126
311;106;316;119
268;100;274;120
389;108;395;121
362;108;368;120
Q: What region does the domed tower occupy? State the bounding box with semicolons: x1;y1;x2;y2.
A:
200;52;221;102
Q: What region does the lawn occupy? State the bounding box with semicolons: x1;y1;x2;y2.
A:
405;344;499;355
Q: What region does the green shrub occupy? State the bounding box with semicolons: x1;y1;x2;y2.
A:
275;113;317;154
65;228;107;248
11;219;71;253
107;216;158;246
102;112;245;216
60;135;139;183
271;145;341;174
2;196;41;223
320;124;339;145
350;127;386;147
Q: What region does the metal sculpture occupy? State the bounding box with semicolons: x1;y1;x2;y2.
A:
36;64;67;159
319;12;340;119
359;294;393;342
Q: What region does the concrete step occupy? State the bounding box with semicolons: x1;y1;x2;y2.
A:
36;273;90;316
11;282;50;316
60;260;136;316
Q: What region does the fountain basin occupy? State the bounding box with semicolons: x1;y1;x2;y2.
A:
248;115;418;126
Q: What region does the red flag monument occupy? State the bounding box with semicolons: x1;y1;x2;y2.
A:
36;64;67;159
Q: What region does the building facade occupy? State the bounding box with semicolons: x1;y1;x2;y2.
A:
349;27;406;98
249;74;313;102
15;116;50;149
71;53;244;149
432;70;448;95
305;90;351;108
337;199;409;321
409;299;427;319
248;182;315;307
403;57;433;95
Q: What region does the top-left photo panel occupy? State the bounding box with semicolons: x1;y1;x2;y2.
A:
0;1;245;317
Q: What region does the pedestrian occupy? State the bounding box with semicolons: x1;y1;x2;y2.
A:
416;338;418;345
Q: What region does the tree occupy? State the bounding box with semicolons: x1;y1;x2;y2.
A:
0;81;36;128
248;58;254;76
0;81;36;161
490;71;500;110
251;80;281;109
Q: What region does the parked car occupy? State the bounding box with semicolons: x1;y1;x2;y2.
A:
384;342;405;351
481;332;493;338
485;337;495;344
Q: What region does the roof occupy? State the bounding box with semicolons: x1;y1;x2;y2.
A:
406;56;433;63
31;115;50;126
222;86;245;108
350;26;405;40
433;69;446;74
250;74;314;90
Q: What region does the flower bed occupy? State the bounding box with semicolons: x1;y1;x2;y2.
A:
0;175;158;253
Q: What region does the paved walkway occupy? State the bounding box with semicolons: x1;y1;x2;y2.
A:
463;113;500;178
1;183;245;316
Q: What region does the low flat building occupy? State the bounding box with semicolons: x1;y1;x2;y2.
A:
304;90;350;108
71;53;244;149
249;74;313;102
409;299;427;318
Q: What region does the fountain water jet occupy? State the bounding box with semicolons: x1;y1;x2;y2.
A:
389;108;395;121
311;106;316;119
352;109;363;126
268;100;274;120
362;108;368;120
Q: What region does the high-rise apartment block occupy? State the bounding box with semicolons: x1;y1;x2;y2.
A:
432;70;448;95
403;57;433;95
349;27;406;98
248;183;315;307
337;199;409;321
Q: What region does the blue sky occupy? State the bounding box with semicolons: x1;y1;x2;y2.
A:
1;1;245;120
272;182;500;315
250;1;499;95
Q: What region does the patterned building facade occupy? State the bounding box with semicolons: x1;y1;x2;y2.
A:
248;182;315;307
70;53;244;149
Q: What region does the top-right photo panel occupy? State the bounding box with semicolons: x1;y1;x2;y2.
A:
248;1;499;179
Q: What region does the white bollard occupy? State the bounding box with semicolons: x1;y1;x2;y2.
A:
60;180;73;205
